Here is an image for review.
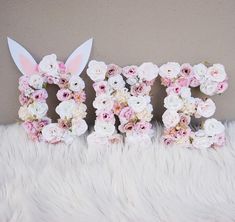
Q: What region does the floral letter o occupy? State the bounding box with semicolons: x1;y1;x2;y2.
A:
8;38;92;144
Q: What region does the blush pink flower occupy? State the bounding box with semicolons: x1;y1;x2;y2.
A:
93;81;109;95
179;114;191;126
58;62;67;74
180;63;193;77
113;102;125;115
134;121;152;134
73;91;86;103
58;74;70;88
161;77;172;87
56;89;72;101
213;132;226;147
130;83;151;96
217;81;228;94
190;77;200;87
166;86;181;95
118;122;135;133
19;76;30;91
96;110;115;124
122;66;138;78
107;64;122;77
119;107;135;123
32;89;48;102
177;77;190;87
163;136;175;145
19;94;30;105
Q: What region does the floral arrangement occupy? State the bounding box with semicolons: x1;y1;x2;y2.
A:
18;54;88;144
160;62;228;148
86;61;159;145
8;38;92;144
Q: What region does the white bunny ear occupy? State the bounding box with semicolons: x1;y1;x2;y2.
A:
7;37;37;75
65;38;93;75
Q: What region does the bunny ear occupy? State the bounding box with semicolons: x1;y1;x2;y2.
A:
7;37;37;75
65;38;93;75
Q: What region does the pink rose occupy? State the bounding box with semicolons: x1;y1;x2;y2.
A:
166;85;181;95
19;94;30;105
93;81;109;95
190;77;200;87
161;77;172;87
58;62;67;74
130;82;151;96
118;122;135;133
32;89;48;102
180;63;193;77
217;81;228;94
122;66;138;78
134;121;152;134
22;121;34;133
19;76;30;91
96;110;115;124
177;77;190;87
56;89;72;101
213;132;226;147
107;64;122;77
119;107;135;123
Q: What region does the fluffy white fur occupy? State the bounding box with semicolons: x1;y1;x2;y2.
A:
0;122;235;222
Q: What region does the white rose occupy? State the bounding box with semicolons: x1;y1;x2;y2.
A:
42;123;64;143
192;130;213;149
87;60;107;82
69;75;85;92
193;63;208;83
159;62;181;79
93;94;114;110
108;74;125;90
164;94;183;111
207;64;227;82
196;98;216;118
204;118;225;136
126;77;138;85
71;119;88;136
94;121;115;136
38;54;59;77
200;80;218;96
28;102;48;119
73;103;87;119
56;99;76;119
162;110;180;128
128;96;147;113
180;87;191;98
28;74;44;89
137;62;159;81
18;106;31;120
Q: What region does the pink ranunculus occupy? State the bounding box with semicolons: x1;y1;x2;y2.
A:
107;64;122;77
177;77;190;87
166;86;181;95
217;81;228;94
134;121;152;134
180;63;193;77
93;81;109;95
19;94;30;105
119;107;135;123
96;110;115;124
22;121;34;133
32;89;48;102
118;122;135;133
130;82;151;96
179;114;191;126
161;77;172;87
122;66;138;78
58;62;67;74
56;89;72;101
213;132;226;147
190;77;200;87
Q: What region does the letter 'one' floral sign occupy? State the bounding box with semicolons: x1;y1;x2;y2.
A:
8;38;228;148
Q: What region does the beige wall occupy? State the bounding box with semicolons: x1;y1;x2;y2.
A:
0;0;235;125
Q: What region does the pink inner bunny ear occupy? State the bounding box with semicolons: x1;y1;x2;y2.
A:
7;37;37;75
65;38;93;75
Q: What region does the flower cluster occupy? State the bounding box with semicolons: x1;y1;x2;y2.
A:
18;54;87;144
87;61;158;145
160;62;228;148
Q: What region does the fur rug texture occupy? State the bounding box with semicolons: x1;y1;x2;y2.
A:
0;122;235;222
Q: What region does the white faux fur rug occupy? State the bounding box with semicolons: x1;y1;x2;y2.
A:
1;122;235;222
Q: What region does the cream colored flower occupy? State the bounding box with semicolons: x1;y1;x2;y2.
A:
87;60;107;82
